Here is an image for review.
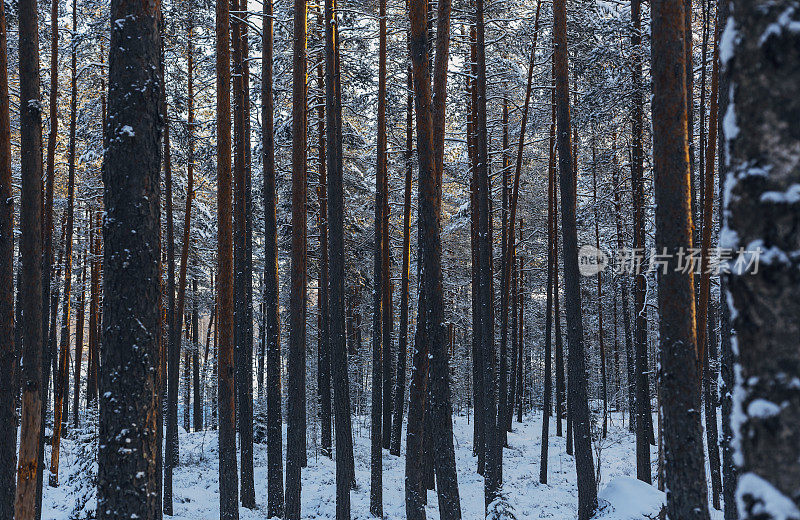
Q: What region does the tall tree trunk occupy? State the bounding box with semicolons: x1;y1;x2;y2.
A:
631;0;654;482
215;0;239;513
98;0;162;516
390;66;413;457
507;221;519;433
540;146;555;485
162;28;179;516
466;24;485;473
50;8;79;478
286;0;308;513
650;0;710;516
192;279;201;431
698;14;722;511
716;0;736;514
379;0;393;447
473;0;500;505
262;0;284;514
427;0;461;515
232;0;256;503
0;0;16;513
371;0;387;507
325;0;356;514
725;0;800;516
553;0;597;515
15;0;45;513
72;245;86;429
36;0;60;510
316;49;332;459
517;252;524;423
592;135;608;439
86;210;101;409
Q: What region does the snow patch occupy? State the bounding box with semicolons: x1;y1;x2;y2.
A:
596;477;665;519
737;472;800;520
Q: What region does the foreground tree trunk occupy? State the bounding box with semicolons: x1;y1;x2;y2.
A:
631;0;654;482
14;0;44;513
473;0;500;506
215;0;239;513
286;0;308;513
0;0;16;513
98;0;162;517
650;0;710;517
553;0;597;514
325;0;356;516
262;0;284;515
371;0;387;506
725;0;800;517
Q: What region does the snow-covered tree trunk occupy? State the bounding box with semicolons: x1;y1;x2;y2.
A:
723;0;800;518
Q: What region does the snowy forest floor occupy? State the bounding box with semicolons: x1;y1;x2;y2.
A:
41;411;724;519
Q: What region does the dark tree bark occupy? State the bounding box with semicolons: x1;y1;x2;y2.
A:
650;0;710;517
232;0;255;503
215;0;239;513
516;253;524;423
379;0;393;447
86;210;101;409
286;0;308;513
371;0;387;508
592;136;608;439
390;66;413;457
613;136;636;433
316;47;332;460
553;0;598;514
0;0;16;513
725;0;800;517
716;1;736;514
192;279;202;432
163;27;179;516
325;0;356;514
631;0;654;482
14;0;45;513
262;0;284;514
98;0;162;516
72;245;86;429
698;15;722;511
466;25;485;473
473;0;500;505
540;144;555;485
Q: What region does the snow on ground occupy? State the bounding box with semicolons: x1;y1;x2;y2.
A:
41;411;723;519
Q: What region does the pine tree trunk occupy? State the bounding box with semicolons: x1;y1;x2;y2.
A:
390;66;413;457
232;0;256;503
650;0;710;516
162;28;179;515
262;0;284;514
592;136;608;439
72;246;86;429
540;150;555;485
98;0;162;516
316;48;332;459
631;0;654;482
553;0;598;514
725;0;800;516
371;0;387;507
215;0;239;513
325;0;355;515
0;0;14;499
192;279;201;432
14;0;45;513
286;0;308;513
50;19;79;479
